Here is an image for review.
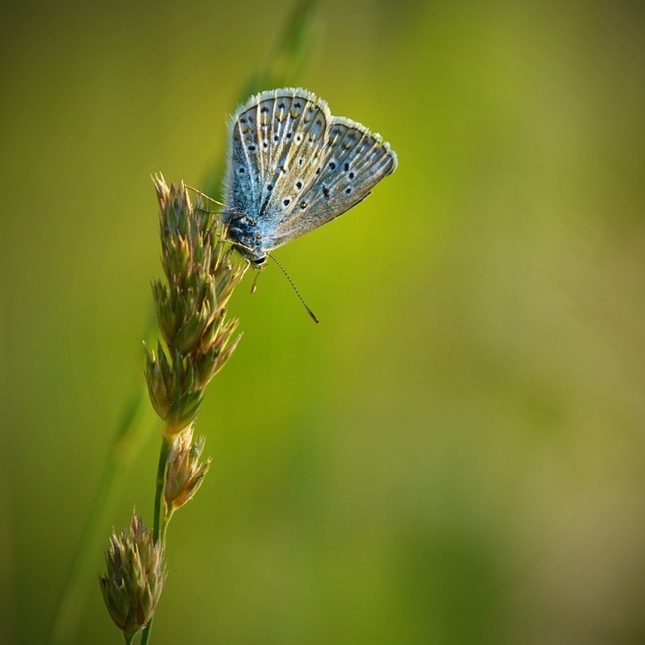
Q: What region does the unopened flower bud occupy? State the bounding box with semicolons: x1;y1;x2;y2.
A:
165;426;211;512
144;342;171;420
99;513;166;643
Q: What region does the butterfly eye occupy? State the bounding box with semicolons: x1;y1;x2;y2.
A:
328;161;336;170
349;172;355;179
266;183;273;191
345;187;352;195
237;166;245;174
295;134;303;143
273;134;279;143
295;180;303;190
248;145;257;152
300;201;307;209
283;198;292;207
262;140;269;149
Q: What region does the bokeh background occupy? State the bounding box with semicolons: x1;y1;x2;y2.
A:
2;0;645;643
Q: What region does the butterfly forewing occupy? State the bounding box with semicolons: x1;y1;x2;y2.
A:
268;118;397;250
228;100;274;218
226;90;330;237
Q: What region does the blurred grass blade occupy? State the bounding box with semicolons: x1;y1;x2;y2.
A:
239;0;318;101
45;314;159;645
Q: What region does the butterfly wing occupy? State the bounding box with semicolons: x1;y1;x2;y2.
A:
223;88;331;256
265;117;398;251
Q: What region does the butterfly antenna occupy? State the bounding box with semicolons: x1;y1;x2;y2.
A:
185;184;226;209
267;253;319;324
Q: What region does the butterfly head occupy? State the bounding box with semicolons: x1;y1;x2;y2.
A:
222;211;269;266
227;234;268;268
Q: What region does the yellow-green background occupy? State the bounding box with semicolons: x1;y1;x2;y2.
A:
2;0;645;643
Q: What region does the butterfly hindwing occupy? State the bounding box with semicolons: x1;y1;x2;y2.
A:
268;117;397;250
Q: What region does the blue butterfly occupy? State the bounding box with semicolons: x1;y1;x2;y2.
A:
222;88;397;267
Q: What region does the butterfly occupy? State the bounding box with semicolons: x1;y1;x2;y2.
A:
222;88;398;267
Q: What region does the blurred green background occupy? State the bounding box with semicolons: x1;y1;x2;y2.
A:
2;0;645;643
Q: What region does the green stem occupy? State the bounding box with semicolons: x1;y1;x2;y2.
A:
161;508;174;544
153;435;171;544
139;434;171;645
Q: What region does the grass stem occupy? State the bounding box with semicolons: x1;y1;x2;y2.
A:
139;435;171;645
